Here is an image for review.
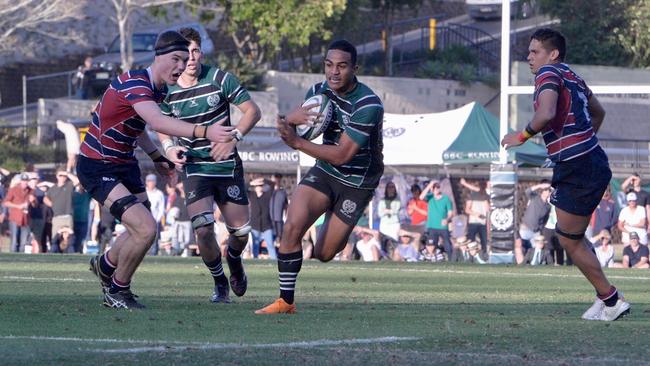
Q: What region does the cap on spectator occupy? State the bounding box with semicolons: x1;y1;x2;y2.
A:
398;229;415;239
19;173;29;180
629;232;640;240
146;174;157;183
627;192;637;201
467;241;479;250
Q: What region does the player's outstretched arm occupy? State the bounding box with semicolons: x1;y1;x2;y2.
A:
134;101;234;143
277;116;359;166
501;89;558;149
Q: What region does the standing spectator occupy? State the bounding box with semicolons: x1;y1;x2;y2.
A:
248;178;276;259
524;234;554;266
406;184;427;233
592;229;615;268
421;180;454;258
164;183;178;225
27;177;48;253
171;182;192;256
354;227;381;262
269;173;288;244
378;181;401;243
3;173;31;252
391;229;420;262
73;56;94;99
92;201;115;254
464;181;490;254
618;192;647;246
145;174;165;255
519;181;552;249
591;188;617;237
622;232;649;269
44;168;79;241
542;204;564;265
621;173;650;221
72;186;91;253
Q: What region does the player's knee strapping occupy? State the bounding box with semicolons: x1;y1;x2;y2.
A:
191;212;215;230
555;225;585;240
227;221;251;239
109;195;139;221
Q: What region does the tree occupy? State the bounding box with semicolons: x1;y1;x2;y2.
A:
108;0;188;71
0;0;85;61
614;1;650;67
538;0;631;66
218;0;346;68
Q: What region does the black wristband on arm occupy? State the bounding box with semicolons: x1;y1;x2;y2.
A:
525;123;539;137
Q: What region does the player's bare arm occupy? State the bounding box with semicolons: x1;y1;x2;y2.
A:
134;101;235;143
277;116;359;166
210;99;261;161
588;94;606;133
501;89;558;149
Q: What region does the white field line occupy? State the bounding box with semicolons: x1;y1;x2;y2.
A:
302;265;650;282
0;335;421;354
0;276;93;283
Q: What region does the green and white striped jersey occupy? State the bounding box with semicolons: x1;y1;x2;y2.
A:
305;79;384;190
161;64;250;177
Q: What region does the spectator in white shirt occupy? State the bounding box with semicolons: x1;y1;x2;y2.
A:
355;227;381;262
592;229;614;268
618;192;647;245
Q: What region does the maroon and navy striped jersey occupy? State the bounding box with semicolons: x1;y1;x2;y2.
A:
80;69;166;163
534;63;598;162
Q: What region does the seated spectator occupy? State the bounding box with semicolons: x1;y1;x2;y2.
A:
420;239;445;262
467;241;488;264
158;228;174;256
523;234;553;266
392;229;420;262
592;229;614;268
355;227;381;262
618;192;647;246
450;236;470;263
622;232;649;269
50;226;76;254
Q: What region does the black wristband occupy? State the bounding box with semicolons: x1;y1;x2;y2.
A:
192;125;198;139
525;123;538;136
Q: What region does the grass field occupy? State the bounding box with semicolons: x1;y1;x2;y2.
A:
1;253;649;365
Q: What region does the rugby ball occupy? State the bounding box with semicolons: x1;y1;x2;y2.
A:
296;94;334;140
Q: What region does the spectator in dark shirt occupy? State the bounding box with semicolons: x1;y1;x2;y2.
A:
590;188;617;239
51;226;76;254
622;232;649;269
519;181;552;249
249;178;276;259
44;168;79;242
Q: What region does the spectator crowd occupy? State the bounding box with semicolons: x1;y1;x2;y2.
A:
1;166;649;269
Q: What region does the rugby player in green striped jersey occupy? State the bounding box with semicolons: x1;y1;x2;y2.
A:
158;27;261;304
256;40;384;314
